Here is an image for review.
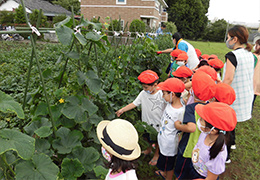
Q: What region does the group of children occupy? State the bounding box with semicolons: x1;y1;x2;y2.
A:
96;50;238;179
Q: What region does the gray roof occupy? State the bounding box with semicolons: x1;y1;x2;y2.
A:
13;0;71;16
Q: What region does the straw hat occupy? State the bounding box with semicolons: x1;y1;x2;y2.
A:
96;119;141;161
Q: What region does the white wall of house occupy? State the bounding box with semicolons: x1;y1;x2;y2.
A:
0;0;31;13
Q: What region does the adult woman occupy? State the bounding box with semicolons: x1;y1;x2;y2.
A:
222;25;254;154
253;39;260;106
157;32;199;70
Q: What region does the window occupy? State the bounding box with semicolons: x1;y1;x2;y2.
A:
116;0;126;4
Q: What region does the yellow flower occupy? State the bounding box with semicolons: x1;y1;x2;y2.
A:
59;98;65;103
105;22;108;25
119;56;121;59
105;34;107;36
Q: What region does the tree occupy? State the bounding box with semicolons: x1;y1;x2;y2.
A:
167;0;208;40
29;9;48;27
14;5;26;24
52;0;80;15
202;19;228;42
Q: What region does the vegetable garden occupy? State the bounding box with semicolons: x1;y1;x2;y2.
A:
0;6;174;178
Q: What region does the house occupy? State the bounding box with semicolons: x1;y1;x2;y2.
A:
80;0;168;29
0;0;71;20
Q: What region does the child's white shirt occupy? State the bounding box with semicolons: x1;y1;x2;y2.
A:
158;103;185;156
105;169;138;180
133;90;166;132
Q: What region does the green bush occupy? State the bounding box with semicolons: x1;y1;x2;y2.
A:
129;19;146;33
29;9;48;27
52;14;67;26
14;5;26;24
108;19;121;31
164;21;177;34
0;10;15;25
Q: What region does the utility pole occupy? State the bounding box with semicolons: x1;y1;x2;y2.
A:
224;21;229;42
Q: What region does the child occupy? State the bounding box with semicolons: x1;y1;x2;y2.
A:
192;102;237;179
214;83;236;105
116;70;166;166
96;119;141;180
155;78;186;180
214;83;236;164
167;49;185;77
171;66;193;104
208;58;224;80
174;71;216;180
175;52;189;67
208;54;218;60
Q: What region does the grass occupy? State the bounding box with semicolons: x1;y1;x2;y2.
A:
137;40;260;180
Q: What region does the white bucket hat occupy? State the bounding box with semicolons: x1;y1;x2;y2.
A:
96;119;141;161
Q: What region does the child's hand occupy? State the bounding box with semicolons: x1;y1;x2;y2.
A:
116;109;124;117
174;120;182;130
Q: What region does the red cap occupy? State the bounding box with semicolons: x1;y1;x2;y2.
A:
208;54;218;60
196;66;218;81
172;66;193;78
208;59;224;69
195;102;237;131
192;71;216;101
138;70;159;84
157;78;185;93
195;49;202;58
176;53;188;61
215;83;236;105
201;54;209;60
170;49;185;58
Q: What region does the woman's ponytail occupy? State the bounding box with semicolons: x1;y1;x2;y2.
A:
245;42;253;52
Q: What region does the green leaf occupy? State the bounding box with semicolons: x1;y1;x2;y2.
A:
89;114;103;126
56;116;76;128
75;33;87;45
34;102;48;116
0;129;35;160
76;71;86;86
55;16;72;27
42;68;52;79
52;127;82;154
82;97;98;117
85;32;105;42
55;25;74;46
24;117;51;136
81;19;102;30
85;70;102;94
66;50;80;60
0;90;24;119
94;165;109;179
68;146;100;172
61;158;84;180
35;139;51;155
34;126;52;138
61;96;98;123
15;154;59;180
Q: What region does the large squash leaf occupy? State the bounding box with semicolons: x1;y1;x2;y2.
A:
61;96;98;123
15;154;59;180
55;25;74;46
0;129;35;160
68;146;100;172
52;127;83;154
0;90;24;119
61;158;84;180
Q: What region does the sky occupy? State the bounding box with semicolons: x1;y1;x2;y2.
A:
207;0;260;28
